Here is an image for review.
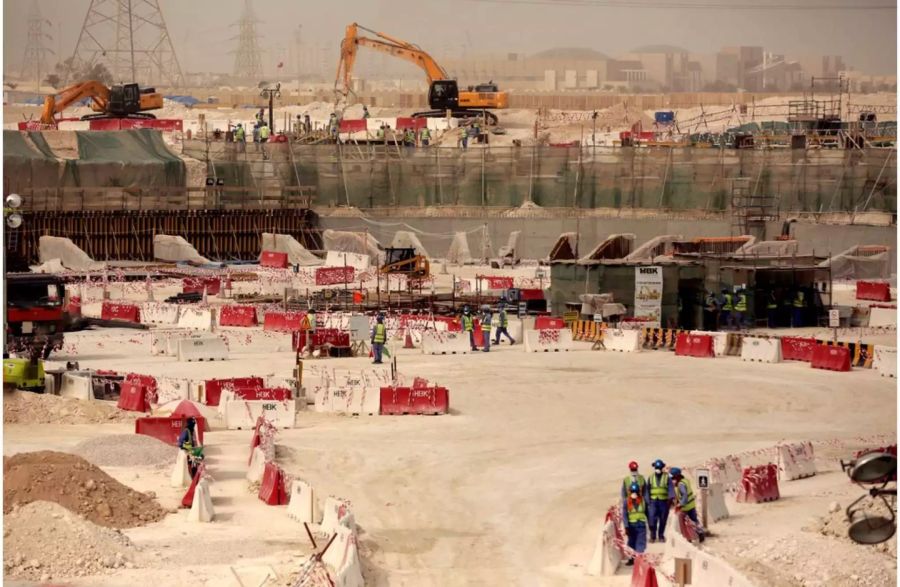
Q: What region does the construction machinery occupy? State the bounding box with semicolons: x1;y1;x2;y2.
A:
336;23;508;124
40;81;163;125
380;248;430;279
6;274;66;360
3;358;46;392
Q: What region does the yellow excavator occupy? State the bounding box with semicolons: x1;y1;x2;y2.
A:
336;23;508;124
40;81;163;125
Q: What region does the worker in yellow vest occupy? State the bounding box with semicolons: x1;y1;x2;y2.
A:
766;290;779;328
493;304;515;345
732;288;748;330
647;459;674;543
792;290;806;328
371;314;386;364
719;288;733;330
461;306;477;351
480;305;493;352
622;482;648;565
621;461;648;500
671;467;705;542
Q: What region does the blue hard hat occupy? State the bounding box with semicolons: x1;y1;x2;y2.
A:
653;459;665;469
629;482;640;493
670;467;682;477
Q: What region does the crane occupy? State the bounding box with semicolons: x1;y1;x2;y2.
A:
40;81;163;126
335;23;508;124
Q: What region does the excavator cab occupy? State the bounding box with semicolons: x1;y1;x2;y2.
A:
107;83;142;116
380;248;430;279
428;80;459;111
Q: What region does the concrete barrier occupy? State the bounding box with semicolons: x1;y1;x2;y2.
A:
586;519;622;576
321;525;364;587
188;479;215;522
288;480;321;524
874;346;897;378
869;307;896;328
777;442;817;481
177;307;214;331
247;446;266;483
177;336;229;362
223;399;296;429
59;372;93;400
740;337;782;363
708;455;743;492
523;328;574;352
157;377;191;403
662;516;754;587
141;302;181;325
314;381;380;416
320;496;356;536
603;328;642;352
150;330;172;356
171;451;191;488
421;330;471;355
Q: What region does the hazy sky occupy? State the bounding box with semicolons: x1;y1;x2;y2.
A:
3;0;898;77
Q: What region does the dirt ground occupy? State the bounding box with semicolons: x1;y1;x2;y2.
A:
3;318;897;586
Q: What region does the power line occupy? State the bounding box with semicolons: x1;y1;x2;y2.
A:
464;0;895;10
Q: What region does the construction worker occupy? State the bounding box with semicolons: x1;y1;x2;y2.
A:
304;114;311;133
363;105;370;119
459;125;468;149
371;314;386;364
234;123;246;152
480;305;492;352
671;467;705;542
461;306;477;351
255;108;264;125
766;290;779;328
621;461;649;501
472;118;482;144
376;124;386;142
329;113;339;139
177;417;203;477
719;288;733;331
493;304;515;345
252;123;260;146
294;115;303;135
732;288;748;330
420;126;431;146
647;459;674;543
703;290;719;331
622;482;648;566
404;128;416;147
259;123;270;144
792;289;806;328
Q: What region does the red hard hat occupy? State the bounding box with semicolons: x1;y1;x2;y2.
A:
628;461;639;471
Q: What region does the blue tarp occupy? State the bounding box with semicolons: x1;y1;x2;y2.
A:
164;95;200;107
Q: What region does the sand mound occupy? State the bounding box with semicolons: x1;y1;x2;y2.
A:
4;501;138;581
73;434;177;468
806;500;898;559
4;451;166;528
3;391;138;424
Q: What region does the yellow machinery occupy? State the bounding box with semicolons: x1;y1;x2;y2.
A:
40;81;163;125
336;23;508;124
380;248;430;279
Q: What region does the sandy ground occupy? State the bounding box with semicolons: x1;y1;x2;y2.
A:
4;314;897;586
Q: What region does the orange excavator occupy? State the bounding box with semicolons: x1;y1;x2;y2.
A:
335;23;508;124
40;81;163;126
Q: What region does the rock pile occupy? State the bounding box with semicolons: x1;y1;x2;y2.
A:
4;451;166;528
4;390;138;424
73;434;177;468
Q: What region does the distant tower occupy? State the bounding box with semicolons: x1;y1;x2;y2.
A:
20;0;54;87
232;0;263;80
68;0;184;86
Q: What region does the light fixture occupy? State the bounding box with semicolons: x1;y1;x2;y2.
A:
5;193;22;208
6;213;23;229
841;451;897;545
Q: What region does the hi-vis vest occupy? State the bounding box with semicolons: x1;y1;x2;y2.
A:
722;293;733;311
482;315;492;332
499;311;509;327
626;498;648;524
734;293;748;312
649;473;670;501
462;315;474;331
373;323;386;344
793;291;805;308
623;473;646;495
677;478;696;512
767;294;777;309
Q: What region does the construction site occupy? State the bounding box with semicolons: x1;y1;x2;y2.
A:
2;1;898;586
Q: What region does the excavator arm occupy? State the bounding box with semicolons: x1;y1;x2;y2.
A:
40;81;110;125
336;23;449;95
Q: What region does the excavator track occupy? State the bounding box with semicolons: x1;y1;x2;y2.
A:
80;113;157;121
412;110;499;125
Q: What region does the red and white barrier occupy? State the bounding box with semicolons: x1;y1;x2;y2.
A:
258;462;288;505
421;330;471;355
780;336;817;362
740;337;782;363
586;519;622;576
603;328;642;353
101;301;141;323
321;525;364;587
810;345;851;372
777;442;816;481
157;377;191;403
177;307;213;331
320;497;356;537
188;478;215;522
662;516;754;587
247;446;266;483
856;280;891;302
313;375;381;416
523;328;574;352
288;480;321;524
707;455;743;491
736;464;780;503
675;333;715;358
869;306;897;328
874;346;897;378
223;399;296;429
177;336;229;362
691;330;729;356
378;386;449;415
141;302;181;325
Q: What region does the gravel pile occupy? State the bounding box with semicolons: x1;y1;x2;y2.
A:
4;501;138;582
73;434;177;468
4;451;166;528
4;391;139;424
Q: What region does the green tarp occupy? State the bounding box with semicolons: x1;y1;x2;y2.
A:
68;129;185;187
3;131;63;193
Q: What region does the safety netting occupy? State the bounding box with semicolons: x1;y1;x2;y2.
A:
3;131;63;193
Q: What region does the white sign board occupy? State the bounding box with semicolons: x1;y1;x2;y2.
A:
828;309;840;328
696;468;710;489
634;266;663;322
593;313;603;323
